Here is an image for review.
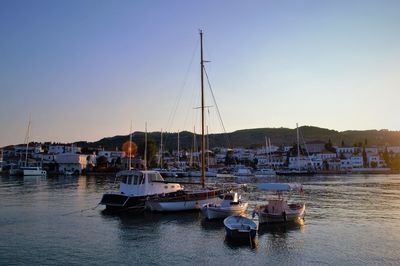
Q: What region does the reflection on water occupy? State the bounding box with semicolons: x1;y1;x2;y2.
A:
0;174;400;265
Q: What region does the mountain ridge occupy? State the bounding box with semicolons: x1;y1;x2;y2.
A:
74;126;400;151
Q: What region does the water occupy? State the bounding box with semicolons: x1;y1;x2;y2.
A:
0;174;399;265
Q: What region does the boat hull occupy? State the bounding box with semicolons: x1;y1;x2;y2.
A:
201;202;248;219
146;190;222;212
258;204;305;224
100;193;147;213
223;216;257;239
276;170;315;176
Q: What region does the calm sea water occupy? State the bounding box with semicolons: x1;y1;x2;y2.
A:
0;174;399;265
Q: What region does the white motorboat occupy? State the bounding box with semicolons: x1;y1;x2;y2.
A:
254;168;276;177
20;166;46;176
232;165;253;176
188;170;217;178
201;192;248;219
224;215;257;240
253;183;305;224
100;170;183;213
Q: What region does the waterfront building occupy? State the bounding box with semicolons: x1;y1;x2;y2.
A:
56;153;90;174
288;156;313;170
387;146;400;154
97;150;126;163
13;144;42;157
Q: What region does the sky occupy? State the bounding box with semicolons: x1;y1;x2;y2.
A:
1;0;400;147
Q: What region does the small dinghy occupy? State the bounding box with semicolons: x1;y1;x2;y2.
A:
223;215;257;240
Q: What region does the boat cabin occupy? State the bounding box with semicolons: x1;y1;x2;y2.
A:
117;170;182;196
264;198;288;214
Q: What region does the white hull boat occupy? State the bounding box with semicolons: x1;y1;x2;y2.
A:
21;167;46;176
201;192;248;219
254;168;276;177
224;215;257;240
146;189;221;212
100;170;183;213
253;183;305;224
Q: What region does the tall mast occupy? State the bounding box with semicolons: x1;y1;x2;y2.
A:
296;123;300;171
200;29;205;188
144;122;147;170
24;115;31;167
177;130;180;166
129;121;132;170
207;126;210;168
160;129;163;168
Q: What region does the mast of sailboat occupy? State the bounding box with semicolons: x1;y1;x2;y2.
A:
177;130;180;166
24;115;31;167
144;122;147;170
129;121;132;170
159;129;163;168
200;29;205;188
191;126;195;167
296;123;300;171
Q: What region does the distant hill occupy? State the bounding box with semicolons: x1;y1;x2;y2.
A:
75;126;400;152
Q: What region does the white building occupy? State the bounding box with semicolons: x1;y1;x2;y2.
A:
288;156;314;170
98;150;126;163
48;145;65;154
315;152;337;160
14;145;43;156
256;154;285;168
56;154;89;174
340;156;363;169
367;155;385;167
48;145;81;154
387;146;400;154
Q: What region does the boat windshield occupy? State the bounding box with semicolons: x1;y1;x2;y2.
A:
148;172;164;182
121;173;145;185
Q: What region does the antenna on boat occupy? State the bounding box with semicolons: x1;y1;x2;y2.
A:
200;29;205;188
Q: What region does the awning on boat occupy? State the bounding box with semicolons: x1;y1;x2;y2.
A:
256;183;303;191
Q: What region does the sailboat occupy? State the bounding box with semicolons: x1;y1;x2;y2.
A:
145;30;223;212
276;123;315;176
10;117;46;176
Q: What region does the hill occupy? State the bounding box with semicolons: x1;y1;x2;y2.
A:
75;126;400;152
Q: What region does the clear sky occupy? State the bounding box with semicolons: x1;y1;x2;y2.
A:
1;0;400;147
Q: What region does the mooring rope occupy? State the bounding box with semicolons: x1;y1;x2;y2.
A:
61;204;100;216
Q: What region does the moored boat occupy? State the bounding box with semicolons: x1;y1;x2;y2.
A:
100;170;183;213
201;192;248;219
253;183;305;224
223;215;257;240
144;30;222;212
232;165;253;176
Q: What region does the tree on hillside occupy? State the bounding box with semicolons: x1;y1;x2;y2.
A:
137;139;158;168
96;156;108;168
224;150;236;165
325;139;336;153
362;146;368;167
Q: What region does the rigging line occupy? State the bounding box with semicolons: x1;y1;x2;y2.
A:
164;39;200;134
299;128;315;170
203;67;232;148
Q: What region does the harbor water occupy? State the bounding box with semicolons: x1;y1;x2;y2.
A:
0;174;399;265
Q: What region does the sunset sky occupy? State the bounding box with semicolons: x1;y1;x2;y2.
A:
1;0;400;147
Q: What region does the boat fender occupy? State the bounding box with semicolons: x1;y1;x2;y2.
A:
282;211;287;222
